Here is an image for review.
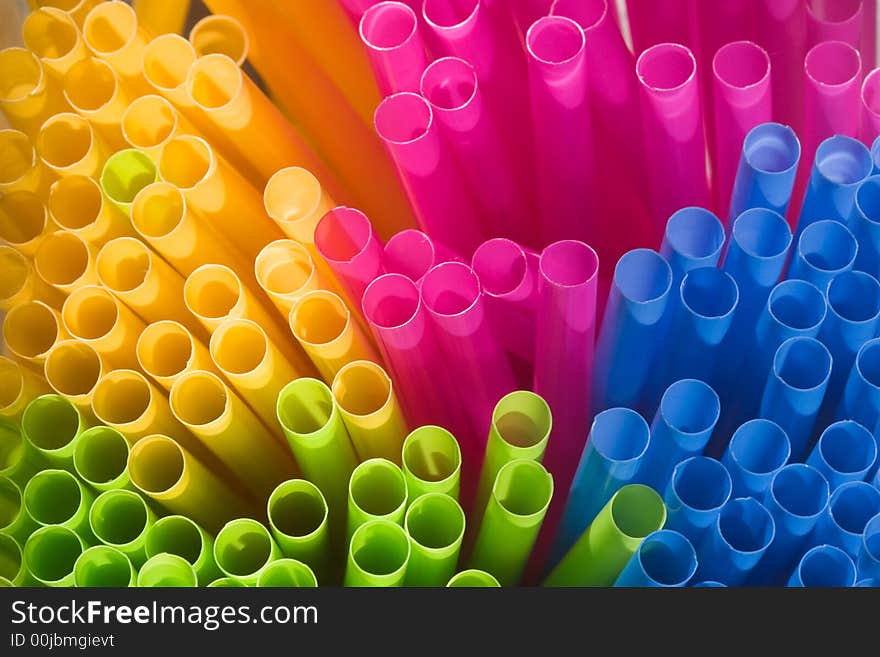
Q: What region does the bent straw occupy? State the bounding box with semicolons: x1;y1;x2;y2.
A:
815;482;880;557
188;14;248;65
21;394;84;470
136;321;215;394
23;468;94;542
128;434;253;532
860;513;880;580
0;534;25;586
121;95;191;161
721;419;791;499
615;530;698;588
267;479;331;583
663;457;732;545
145;515;220;586
2;300;63;366
807;421;877;491
838;338;880;433
382;230;457;282
360;2;428;95
61;285;144;368
34;231;98;295
43;340;103;419
170;371;297;501
789;544;856;587
255;240;324;318
62;56;129;149
36;112;105;178
22;7;86;77
72;426;130;492
345;519;410;587
849;175;880;275
347;458;408;538
0;191;51;258
0;47;68;137
405;493;466;587
314;207;384;308
546;485;666;587
401;426;462;501
47;175;130;247
0;476;37;545
257;559;317;588
0;128;48;196
137;553;197;587
73;545;135;587
88;489;155;568
133;0;190;36
469;459;553;586
331;360;408;463
447;569;500;587
23;525;84;587
99;148;157;215
0;356;50;423
214;518;280;585
82;1;150;87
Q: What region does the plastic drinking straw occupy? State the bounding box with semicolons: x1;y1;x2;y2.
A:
401;426;462;502
331;360;408;463
90;370;186;444
615;529;698;588
99;149;158;217
34;0;101;27
145;515;219;586
857;513;880;579
36;112;105;178
315;207;384;308
62;57;129;149
2;301;63;367
0;47;68;137
81;1;150;87
815;481;880;557
267;479;331;583
624;0;691;52
137;553;198;587
128;434;254;532
256;559;318;588
212;518;279;585
0;247;62;314
74;545;135;587
838;338;880;433
788;220;858;291
636;43;709;238
664;457;733;547
47;176;129;247
660;208;726;286
23;525;84;587
34;231;100;295
345;518;410;587
0;476;37;545
404;492;466;587
807;421;877;491
0;191;50;258
121;95;190;161
447;569;500;587
136;321;215;395
470;459;553;586
140;33;199;109
20;394;83;470
72;426;130;492
134;0;190;36
0;534;25;586
22;7;86;77
382;230;457;283
790;543;857;587
0;128;48;196
359;2;427;96
0;356;49;423
806;0;863;47
23;468;94;542
861;70;880;144
711;41;772;216
347;458;408;538
0;416;44;489
289;290;380;383
188;14;248;65
42;341;102;420
88;489;154;568
374;92;482;256
722;419;791;499
849;176;880;275
208;577;246;587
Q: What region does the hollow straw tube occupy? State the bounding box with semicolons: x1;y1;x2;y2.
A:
82;1;151;86
21;394;84;470
789;544;857;587
62;57;129;149
447;569;500;587
615;529;698;588
788;220;858;291
849;175;880;276
0;191;51;258
188;14;248;64
722;419;791;499
134;0;191;36
22;7;86;77
0;417;45;491
74;545;136;587
72;427;129;494
331;360;408;463
146;515;220;586
99;149;157;217
345;519;410;587
663;457;733;546
347;458;408;538
136;321;217;394
255;240;324;318
359;2;428;95
34;231;99;295
0;129;48;196
857;512;880;579
838;338;880;434
47;175;130;247
0;476;37;545
401;426;462;501
121;95;191;162
862;69;880;144
382;230;458;283
0;47;69;137
257;559;318;588
207;577;245;588
660;208;726;286
23;525;84;587
140;33;201;109
0;356;50;423
315;207;384;308
2;301;64;367
404;492;466;587
23;468;94;542
806;0;863;47
137;553;197;587
42;341;103;420
624;0;691;51
36;112;106;179
0;248;55;315
807;421;877;490
267;479;331;583
552;408;651;565
814;482;880;557
88;489;154;568
0;534;25;586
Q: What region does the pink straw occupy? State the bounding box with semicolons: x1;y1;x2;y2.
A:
711;41;772;217
806;0;863;49
359;2;430;95
509;0;554;36
526;16;593;246
382;229;457;282
864;0;877;70
374;92;482;257
314;207;384;306
636;43;710;242
861;68;880;144
625;0;693;54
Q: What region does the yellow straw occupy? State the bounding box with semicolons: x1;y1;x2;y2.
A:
0;129;49;196
36;112;106;178
0;191;53;257
82;1;151;88
0;246;64;312
2;300;65;366
133;0;190;36
121;95;193;161
43;339;103;419
0;355;50;422
136;320;218;394
34;230;98;294
254;239;324;318
47;175;131;246
22;7;87;77
31;0;100;27
0;48;68;137
141;34;197;108
62;56;130;149
188;14;248;65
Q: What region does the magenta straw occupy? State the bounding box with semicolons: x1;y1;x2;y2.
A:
637;43;710;242
711;41;772;218
864;1;877;70
625;0;692;54
526;16;593;246
509;0;554;36
359;2;429;95
693;0;754;83
314;207;385;307
382;229;457;283
861;69;880;145
420;57;528;245
806;0;863;49
374;92;482;257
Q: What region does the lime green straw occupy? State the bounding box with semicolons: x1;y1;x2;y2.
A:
0;533;26;586
100;148;157;214
344;519;410;587
447;569;501;587
24;525;84;586
0;417;45;486
89;489;156;568
257;558;318;587
23;468;95;543
347;458;407;538
267;479;331;584
73;426;131;491
276;378;358;542
401;426;461;501
74;545;136;587
0;475;37;544
207;576;247;587
137;553;197;587
21;395;85;470
474;391;551;524
404;493;465;587
214;518;280;585
544;484;667;587
0;576;12;586
468;459;553;586
145;515;219;586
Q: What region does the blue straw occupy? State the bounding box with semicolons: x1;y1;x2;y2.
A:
806;421;877;490
728;122;801;225
872;136;880;174
721;419;790;499
855;578;879;586
857;513;880;580
615;530;697;588
660;207;725;285
837;338;880;443
663;457;732;545
787;544;856;587
787;220;857;292
813;481;880;558
847;175;880;276
695;497;775;586
692;580;727;587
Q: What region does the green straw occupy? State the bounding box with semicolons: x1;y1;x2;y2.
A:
404;493;465;587
474;391;551;523
21;394;84;470
0;576;12;587
23;468;95;543
145;515;219;586
0;475;37;544
468;459;553;586
544;484;667;587
74;545;136;587
89;489;156;568
214;518;280;585
344;519;410;587
257;558;318;587
0;533;26;586
276;378;358;541
446;569;501;587
267;479;331;584
401;426;462;501
23;525;84;586
0;417;44;486
347;458;407;538
137;553;197;587
207;576;247;587
100;148;157;214
73;426;131;491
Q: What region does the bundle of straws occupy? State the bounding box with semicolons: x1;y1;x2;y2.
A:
2;0;880;589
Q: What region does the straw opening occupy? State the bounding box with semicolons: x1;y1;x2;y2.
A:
147;516;203;563
64;58;116;111
292;292;348;345
610;485;666;538
493;461;552;517
215;520;273;577
540;240;598;287
0;130;35;184
660;380;720;435
807;0;862;23
615;249;672;303
816;136;872;185
25;526;81;582
729;420;790;475
101;150;157;205
129;437;185;495
768;281;826;330
62;287;118;340
798;546;855;587
184;265;240;320
550;0;607;30
382;231;435;281
92;371;152;426
421;262;480;317
74;427;129;486
771;465;829;518
97;239;151;292
713;41;769;89
798;221;856;273
36;232;90;286
0;249;28;301
188;54;242;110
422;0;477;29
717;498;774;553
493;391;552;449
3;302;58;359
137;322;194;378
472;239;528;298
527;16;584;66
90;491;148;545
0;478;21;531
24;469;81;525
132;183;185;239
350;521;409;576
743;123;801;174
666;208;725;261
315;207;372;264
333;362;392;417
0;359;23;410
255;241;314;296
681;269;738;318
856;177;880;222
123;96;177;152
189;15;248;65
22;396;78;451
818;422;876;475
374;93;432;144
45;341;101;396
0;192;46;246
171;373;228;426
805;41;861;87
142;35;196;90
732;209;791;259
351;459;407;517
830;484;880;534
773;338;831;391
0;49;42;102
637;43;696;91
211;320;267;375
22;7;78;61
83;1;136;54
258;560;316;587
862;69;880;118
362;274;421;329
402;427;460;483
75;546;132;586
37;114;93;169
405;494;464;549
268;481;327;539
0;534;21;582
277;379;334;435
420;57;477;112
138;554;196;587
263;167;322;225
638;531;697;585
159;136;212;189
48;176;102;231
671;457;731;511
